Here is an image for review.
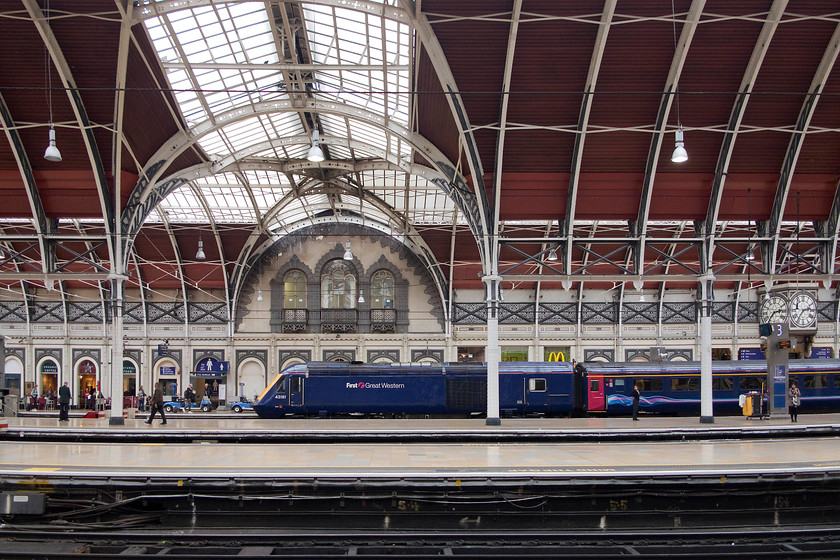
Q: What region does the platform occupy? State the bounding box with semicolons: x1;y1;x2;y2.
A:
2;413;840;541
1;413;839;481
3;410;839;443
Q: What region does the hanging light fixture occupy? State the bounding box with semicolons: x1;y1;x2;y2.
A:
343;241;353;260
195;238;206;260
669;0;687;164
257;288;263;302
43;0;61;163
358;291;365;304
546;247;558;261
307;129;325;162
44;127;62;162
671;127;687;163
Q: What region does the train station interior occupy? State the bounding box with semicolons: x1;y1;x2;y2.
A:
1;1;840;557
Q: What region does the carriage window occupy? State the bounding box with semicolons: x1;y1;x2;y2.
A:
274;376;288;393
528;378;547;392
671;378;699;391
835;376;840;389
713;377;734;391
589;379;600;392
804;375;829;389
636;378;663;391
739;377;762;390
612;378;625;391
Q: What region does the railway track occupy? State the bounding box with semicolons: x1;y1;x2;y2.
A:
1;528;840;558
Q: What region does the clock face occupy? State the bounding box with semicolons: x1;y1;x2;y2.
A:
789;292;817;328
760;294;788;324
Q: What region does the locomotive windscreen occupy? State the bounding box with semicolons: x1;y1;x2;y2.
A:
445;377;487;411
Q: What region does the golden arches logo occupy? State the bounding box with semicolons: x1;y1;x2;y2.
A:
546;351;566;362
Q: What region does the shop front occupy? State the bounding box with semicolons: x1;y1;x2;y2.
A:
122;360;138;406
39;359;59;401
77;359;97;408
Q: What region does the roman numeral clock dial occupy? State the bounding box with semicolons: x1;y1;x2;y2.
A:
788;292;817;329
759;294;788;324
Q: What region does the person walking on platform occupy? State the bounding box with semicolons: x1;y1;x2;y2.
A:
137;385;146;412
145;382;167;425
631;384;640;421
58;381;71;421
789;381;801;423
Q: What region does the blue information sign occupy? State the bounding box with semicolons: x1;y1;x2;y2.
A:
773;364;787;410
809;347;832;359
196;359;228;373
738;348;764;360
160;366;176;376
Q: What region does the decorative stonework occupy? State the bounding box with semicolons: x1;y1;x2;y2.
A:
279;349;311;366
236;223;446;333
72;348;102;365
5;347;25;371
367;349;400;363
625;348;693;362
411;349;443;363
236;349;267;369
584;349;614;362
35;348;62;364
322;349;355;362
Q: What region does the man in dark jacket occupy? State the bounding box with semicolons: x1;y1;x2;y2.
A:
631;384;641;421
145;382;167;425
58;381;71;421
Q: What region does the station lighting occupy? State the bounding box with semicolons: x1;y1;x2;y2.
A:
307;130;325;162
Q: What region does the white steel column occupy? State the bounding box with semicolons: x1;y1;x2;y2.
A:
699;273;714;423
483;274;501;425
109;275;125;425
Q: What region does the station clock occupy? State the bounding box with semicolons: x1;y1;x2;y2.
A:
788;291;817;329
759;294;788;324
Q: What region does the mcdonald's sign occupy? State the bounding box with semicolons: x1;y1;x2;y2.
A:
545;351;566;362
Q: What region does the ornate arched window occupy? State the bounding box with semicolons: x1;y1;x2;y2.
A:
370;270;394;309
370;269;396;333
283;270;307;308
321;260;357;309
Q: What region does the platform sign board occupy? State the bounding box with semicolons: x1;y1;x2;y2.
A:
809;347;832;359
773;365;787;411
159;366;176;376
738;348;764;360
764;323;790;417
158;344;168;357
196;359;228;373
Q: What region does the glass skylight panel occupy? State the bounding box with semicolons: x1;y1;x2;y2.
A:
250;186;292;210
347;120;389;152
302;4;411;127
196;130;229;159
263;112;306;138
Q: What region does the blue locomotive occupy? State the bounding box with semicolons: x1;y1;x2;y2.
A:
252;359;840;418
252;361;578;418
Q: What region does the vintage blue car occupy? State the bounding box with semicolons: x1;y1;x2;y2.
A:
162;397;213;413
230;397;254;413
